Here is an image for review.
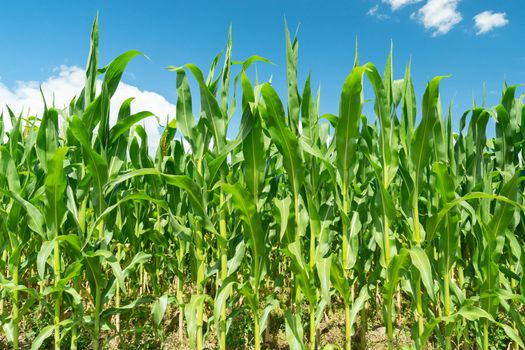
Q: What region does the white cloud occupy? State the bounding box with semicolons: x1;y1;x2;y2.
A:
473;11;508;35
383;0;423;11
412;0;462;36
367;4;380;16
0;66;85;120
0;65;175;152
367;5;390;20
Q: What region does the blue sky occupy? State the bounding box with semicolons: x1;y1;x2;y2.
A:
0;0;523;138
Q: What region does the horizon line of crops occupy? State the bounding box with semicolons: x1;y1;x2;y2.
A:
1;14;524;350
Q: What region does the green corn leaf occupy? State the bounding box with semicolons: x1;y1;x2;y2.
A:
151;294;169;327
331;259;351;303
349;287;370;335
69;115;108;214
222;183;265;288
35;108;59;173
427;192;525;242
109;111;155;145
213;278;236;332
408;246;436;303
336;65;366;186
219;25;232;116
301;74;318;143
457;304;494;322
0;147;21;193
83;13;99;108
259;298;279;337
0;189;45;238
31;325;54;350
45;147;68;238
185;63;226;152
173;67;196;143
411;75;448;196
185;294;210;349
101;50;143;98
37;240;54;280
261;83;304;198
364;62;399;188
106;168;216;234
384;248;409;305
284;309;305;350
284;20;300;135
242;74;265;199
274;196;292;242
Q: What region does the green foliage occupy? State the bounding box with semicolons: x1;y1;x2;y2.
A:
0;15;524;350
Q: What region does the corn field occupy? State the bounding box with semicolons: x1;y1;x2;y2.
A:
1;16;524;350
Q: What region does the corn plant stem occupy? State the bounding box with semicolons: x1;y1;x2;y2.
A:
254;309;261;350
387;300;394;349
383;174;395;348
93;284;102;350
116;244;121;333
413;196;424;339
309;223;316;269
310;304;316;350
193;153;208;349
70;277;79;350
342;185;349;277
143;270;148;294
139;264;144;294
155;204;162;296
309;211;317;350
196;220;205;350
53;239;61;350
344;302;351;350
293;193;301;308
384;216;391;263
155;256;160;294
71;328;78;350
342;182;352;350
413;197;421;246
414;274;424;338
219;190;228;350
265;266;272;344
457;261;464;288
93;220;105;350
383;167;391;266
12;262;19;350
294;192;300;242
443;271;451;349
0;251;6;316
177;263;184;342
457;241;467;345
444;269;451;350
458;253;467;348
196;309;204;350
483;320;489;350
510;256;519;350
440;211;452;350
396;285;402;321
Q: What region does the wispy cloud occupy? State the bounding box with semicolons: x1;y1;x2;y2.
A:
383;0;423;11
367;4;380;16
367;5;390;20
473;11;508;35
0;65;175;152
411;0;462;36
